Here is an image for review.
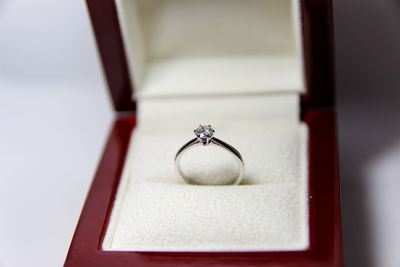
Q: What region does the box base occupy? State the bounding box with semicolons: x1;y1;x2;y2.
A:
65;111;342;266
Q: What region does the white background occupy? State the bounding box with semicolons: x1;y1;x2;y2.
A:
0;0;399;266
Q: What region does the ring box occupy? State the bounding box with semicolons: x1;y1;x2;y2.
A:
65;0;342;266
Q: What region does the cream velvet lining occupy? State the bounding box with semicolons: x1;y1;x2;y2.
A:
115;0;305;98
102;95;309;251
102;0;309;251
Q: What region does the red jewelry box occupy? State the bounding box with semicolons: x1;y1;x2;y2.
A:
65;0;342;266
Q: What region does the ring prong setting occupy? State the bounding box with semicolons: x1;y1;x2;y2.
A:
194;124;215;145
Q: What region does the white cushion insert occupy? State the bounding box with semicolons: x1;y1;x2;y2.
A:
102;120;309;251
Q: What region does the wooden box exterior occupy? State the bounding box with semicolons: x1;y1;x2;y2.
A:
65;0;342;265
65;112;342;266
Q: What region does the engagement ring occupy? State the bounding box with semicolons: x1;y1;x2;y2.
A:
174;125;244;185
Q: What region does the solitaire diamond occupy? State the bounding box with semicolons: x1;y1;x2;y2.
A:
194;125;215;144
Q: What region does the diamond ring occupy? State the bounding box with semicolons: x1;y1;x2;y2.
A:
174;125;244;185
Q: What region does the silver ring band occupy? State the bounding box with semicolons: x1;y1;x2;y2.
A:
174;125;244;185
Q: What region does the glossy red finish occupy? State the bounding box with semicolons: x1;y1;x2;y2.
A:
86;0;335;112
66;0;342;265
64;111;342;266
300;0;336;109
86;0;135;112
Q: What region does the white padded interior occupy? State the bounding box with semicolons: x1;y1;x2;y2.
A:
103;95;309;251
103;0;309;252
115;0;305;98
138;94;300;130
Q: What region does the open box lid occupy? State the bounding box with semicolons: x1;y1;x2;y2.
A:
86;0;335;112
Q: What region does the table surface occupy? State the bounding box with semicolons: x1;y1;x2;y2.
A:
0;1;399;267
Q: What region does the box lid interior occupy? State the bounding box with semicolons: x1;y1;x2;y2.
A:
86;0;335;111
117;0;305;101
